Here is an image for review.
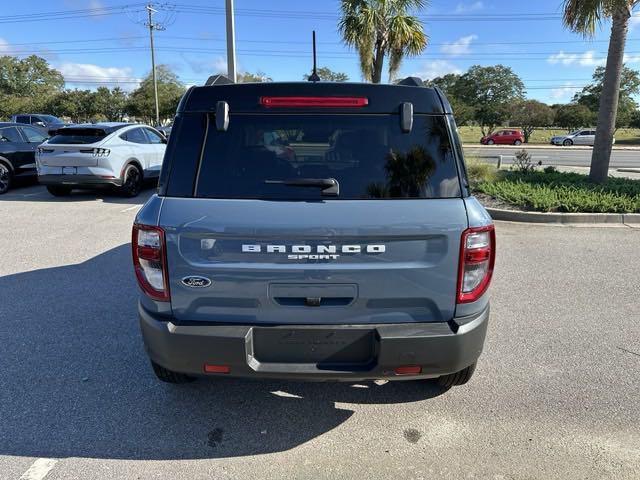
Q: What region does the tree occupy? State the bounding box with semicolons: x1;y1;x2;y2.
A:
508;100;554;142
339;0;427;83
427;73;474;125
0;55;64;118
573;65;640;129
92;86;128;121
237;71;272;83
303;67;349;82
127;65;185;124
554;103;595;131
46;89;98;123
562;0;639;183
452;65;525;135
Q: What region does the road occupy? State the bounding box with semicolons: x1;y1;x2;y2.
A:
1;185;639;480
464;145;640;168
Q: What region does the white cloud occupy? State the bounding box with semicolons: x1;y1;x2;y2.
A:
411;60;462;80
0;37;10;54
550;83;581;101
57;63;140;91
548;49;640;68
182;54;230;75
455;1;484;13
547;50;606;67
440;35;477;56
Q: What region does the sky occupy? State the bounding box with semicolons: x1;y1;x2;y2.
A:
2;0;640;104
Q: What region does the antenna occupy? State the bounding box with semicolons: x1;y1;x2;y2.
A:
308;30;320;82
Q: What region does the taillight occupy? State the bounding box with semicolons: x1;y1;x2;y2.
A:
260;96;369;108
457;225;496;304
132;224;170;301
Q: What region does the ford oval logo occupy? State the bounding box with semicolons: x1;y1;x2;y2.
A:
181;276;212;288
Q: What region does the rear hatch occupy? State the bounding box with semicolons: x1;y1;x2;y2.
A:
40;127;109;167
160;85;468;325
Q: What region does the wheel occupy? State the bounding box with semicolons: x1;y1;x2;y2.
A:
514;139;522;146
120;164;143;197
487;139;495;145
437;363;476;388
46;185;72;197
563;139;573;147
0;163;12;194
151;360;196;384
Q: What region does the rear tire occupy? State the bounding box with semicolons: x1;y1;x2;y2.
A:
437;363;476;388
120;164;143;197
151;360;196;384
46;185;72;197
0;163;12;194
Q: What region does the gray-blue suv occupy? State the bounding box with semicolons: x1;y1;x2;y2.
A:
132;78;495;388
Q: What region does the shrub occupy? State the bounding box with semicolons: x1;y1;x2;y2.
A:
543;166;557;174
511;149;541;174
465;157;497;187
475;171;640;213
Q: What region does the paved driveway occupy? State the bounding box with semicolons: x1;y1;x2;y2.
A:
1;185;639;480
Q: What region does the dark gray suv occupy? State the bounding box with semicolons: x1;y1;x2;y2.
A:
132;78;495;388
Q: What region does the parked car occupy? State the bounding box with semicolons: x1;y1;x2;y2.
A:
550;129;613;146
157;123;172;138
480;129;524;145
0;122;49;194
36;123;167;197
11;114;66;133
133;78;495;387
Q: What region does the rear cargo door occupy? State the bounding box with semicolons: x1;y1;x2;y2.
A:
161;110;467;325
162;198;467;325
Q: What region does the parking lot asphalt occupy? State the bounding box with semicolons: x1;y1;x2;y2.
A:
1;184;639;480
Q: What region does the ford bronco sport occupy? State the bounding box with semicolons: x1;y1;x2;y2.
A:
132;77;495;387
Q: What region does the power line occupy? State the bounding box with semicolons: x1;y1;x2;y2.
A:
0;3;147;24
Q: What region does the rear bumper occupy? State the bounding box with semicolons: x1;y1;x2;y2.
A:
139;304;490;381
38;174;122;187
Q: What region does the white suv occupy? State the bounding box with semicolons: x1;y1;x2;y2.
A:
37;123;166;197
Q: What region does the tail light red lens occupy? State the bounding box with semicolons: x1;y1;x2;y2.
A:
457;225;496;304
260;96;369;108
132;224;170;302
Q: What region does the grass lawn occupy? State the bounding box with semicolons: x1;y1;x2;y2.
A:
458;126;640;146
469;166;640;213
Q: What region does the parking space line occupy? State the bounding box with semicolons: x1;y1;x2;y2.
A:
19;458;58;480
121;205;142;213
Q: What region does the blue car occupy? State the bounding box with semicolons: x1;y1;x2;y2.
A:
132;77;496;388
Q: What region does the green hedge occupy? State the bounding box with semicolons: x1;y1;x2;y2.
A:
475;171;640;213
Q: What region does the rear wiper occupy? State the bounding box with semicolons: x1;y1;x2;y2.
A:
264;178;339;196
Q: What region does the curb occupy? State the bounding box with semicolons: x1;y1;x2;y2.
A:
465;145;640;151
486;207;640;225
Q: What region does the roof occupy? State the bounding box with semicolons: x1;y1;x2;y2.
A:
179;81;452;115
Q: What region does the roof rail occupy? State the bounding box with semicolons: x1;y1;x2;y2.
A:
205;74;235;86
396;76;424;87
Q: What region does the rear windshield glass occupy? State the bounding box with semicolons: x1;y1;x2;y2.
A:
195;114;461;200
48;128;107;144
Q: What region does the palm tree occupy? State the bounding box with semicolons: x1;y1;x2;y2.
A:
562;0;638;183
339;0;428;84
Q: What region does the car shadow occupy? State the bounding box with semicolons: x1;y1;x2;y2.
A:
0;244;446;461
0;183;156;204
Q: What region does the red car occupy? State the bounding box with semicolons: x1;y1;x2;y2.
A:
480;129;524;145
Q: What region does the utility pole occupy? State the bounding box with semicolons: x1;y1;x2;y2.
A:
145;3;163;126
225;0;237;82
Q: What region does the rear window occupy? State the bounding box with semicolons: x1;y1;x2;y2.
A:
48;128;108;144
193;114;461;200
